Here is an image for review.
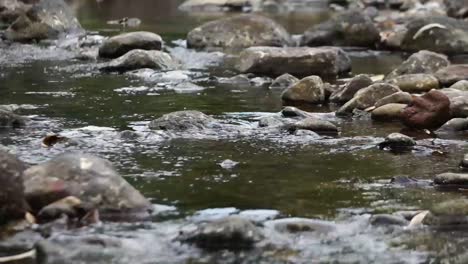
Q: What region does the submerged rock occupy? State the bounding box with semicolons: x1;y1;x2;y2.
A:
401;90;451;130
269;73;299;90
378;133;416;151
371;103;406;121
385;50;449;80
23;153;152;218
374;92;413;108
179;0;252;11
423;199;468;228
5;0;83;42
98;31;163;59
0;149;28;226
435;65;468;87
100;50;177;72
370;214;408;226
264;218;335;234
186;14;291;50
400;16;468;55
281;75;325;104
180;216;264;250
301;10;379;48
148;110;216;131
330;74;373;104
290;117;338;134
0;109;27;128
237;46;351;78
336;83;400;116
388;74;439;93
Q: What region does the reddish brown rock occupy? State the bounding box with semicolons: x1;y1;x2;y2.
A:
401;90;452;130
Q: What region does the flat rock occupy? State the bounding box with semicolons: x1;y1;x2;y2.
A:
434;173;468;186
98;31;163;59
100;49;178;72
237;46;351;78
291;117;338;134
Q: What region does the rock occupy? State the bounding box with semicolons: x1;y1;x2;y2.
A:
0;109;27;128
378;132;416;151
330;74;373;104
434;173;468;186
461;154;468;169
370;214;408;226
0;0;30;26
444;0;468;18
401;90;452;130
386;50;449;80
186;14;291;50
36;196;89;223
237;46;351;78
281;106;312;118
269;73;299;90
449;80;468;91
301;10;379;48
435;65;468;87
371;103;406;121
450;94;468;118
422;199;468;227
98;31;163;59
5;0;83;42
258;115;291;128
400;16;468;55
23;153;152;218
148;110;216;131
264;218;335;234
179;0;252;11
437;118;468;132
290;117;338;134
281;76;325;104
100;50;178;72
180;216;264;250
375;92;413;108
388;74;439;93
0;150;27;226
336;83;401;116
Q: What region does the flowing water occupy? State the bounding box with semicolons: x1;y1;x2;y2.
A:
1;0;468;263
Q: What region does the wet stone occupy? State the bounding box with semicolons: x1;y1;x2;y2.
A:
371;103;406;121
449;80;468;91
385;50;449;80
378;133;416;151
437;118;468;132
423;199;468;228
290;117;338;134
461;154;468;170
148;110;216;131
264;218;335;234
179;216;264;250
0;109;27;128
434;173;468;186
100;49;178;72
374;92;413;108
330;74;373;104
269;73;299;90
370;214;409;226
435;65;468;87
281;75;325;104
387;74;439;93
98;31;163;59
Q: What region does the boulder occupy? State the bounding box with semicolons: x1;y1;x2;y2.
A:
23;153;152;218
179;216;264;250
435;65;468;87
330;74;373;104
5;0;83;42
374;91;413;108
336;83;401;115
148;110;216;131
437;118;468;132
385;50;449;80
98;31;163;59
301;10;380;48
186;14;291;50
388;74;439;93
281;75;325;104
0;150;28;226
100;50;178;72
378;132;416;151
237;46;351;78
449;80;468;91
269;73;299;90
371;103;406;121
0;109;27;128
400;16;468;55
444;0;468;18
401;90;451;130
290;117;338;134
